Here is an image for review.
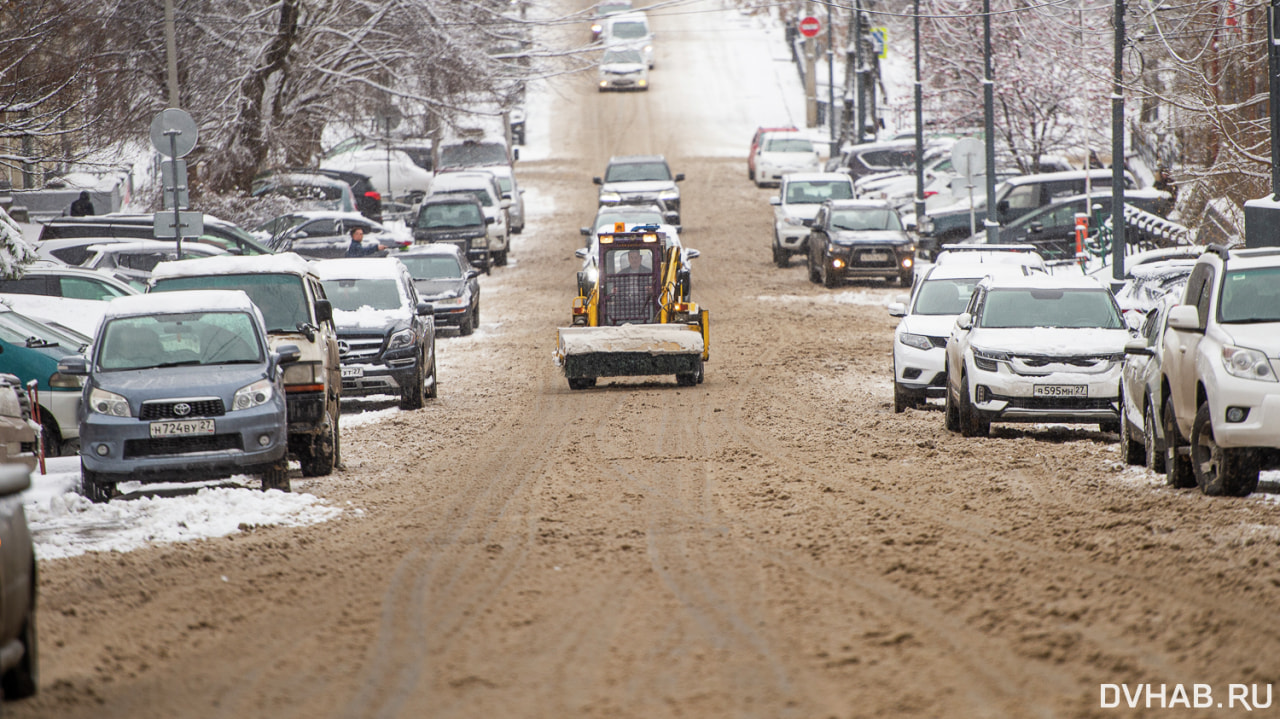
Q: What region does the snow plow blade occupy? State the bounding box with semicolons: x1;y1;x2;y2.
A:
556;324;704;380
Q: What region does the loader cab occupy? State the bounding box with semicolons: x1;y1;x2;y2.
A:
598;232;663;326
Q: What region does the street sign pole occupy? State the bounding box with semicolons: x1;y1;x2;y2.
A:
168;132;183;259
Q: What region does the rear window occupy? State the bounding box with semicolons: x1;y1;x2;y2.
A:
440;143;508;167
765;138;813;153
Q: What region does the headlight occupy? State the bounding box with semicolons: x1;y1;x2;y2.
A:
88;387;131;417
971;348;1008;372
283;362;324;386
232;379;274;411
586;266;599;283
591;22;602;33
599;191;621;203
782;216;806;226
898;333;933;351
1222;345;1276;381
657;188;679;201
473;234;489;248
49;372;83;389
387;328;415;351
436;295;467;308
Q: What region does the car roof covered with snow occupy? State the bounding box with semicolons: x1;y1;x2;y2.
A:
103;289;258;319
312;257;408;281
151;252;316;280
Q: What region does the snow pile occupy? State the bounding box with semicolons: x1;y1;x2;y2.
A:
557;324;704;357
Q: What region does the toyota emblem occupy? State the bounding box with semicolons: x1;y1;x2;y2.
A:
173;402;192;417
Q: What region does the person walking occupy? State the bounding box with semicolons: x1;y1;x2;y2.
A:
69;191;95;216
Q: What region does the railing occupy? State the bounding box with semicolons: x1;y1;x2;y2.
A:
1086;204;1193;261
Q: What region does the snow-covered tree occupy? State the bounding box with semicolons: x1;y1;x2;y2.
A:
0;206;37;279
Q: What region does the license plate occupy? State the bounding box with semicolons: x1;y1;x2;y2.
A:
861;251;890;262
1033;384;1087;398
341;367;364;379
149;419;215;438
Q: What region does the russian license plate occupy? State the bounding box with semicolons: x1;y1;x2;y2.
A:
341;367;364;379
861;251;890;262
1033;384;1087;398
149;419;215;438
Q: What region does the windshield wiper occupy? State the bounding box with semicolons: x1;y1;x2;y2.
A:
25;336;56;348
154;359;202;368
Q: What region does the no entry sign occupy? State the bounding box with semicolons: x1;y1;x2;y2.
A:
798;16;821;38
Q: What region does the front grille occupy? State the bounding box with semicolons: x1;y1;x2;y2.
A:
140;398;225;420
124;433;242;458
1000;395;1117;411
338;333;385;362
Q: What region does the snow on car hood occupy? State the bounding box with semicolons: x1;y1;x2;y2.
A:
601;62;646;74
779;203;823;221
899;313;959;339
971;326;1131;356
1219;322;1280;358
413;278;464;300
333;307;410;330
601;180;676;194
830;230;912;245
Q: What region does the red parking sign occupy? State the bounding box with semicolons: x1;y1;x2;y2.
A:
798;16;821;38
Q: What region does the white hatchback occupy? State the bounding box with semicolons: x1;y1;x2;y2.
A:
753;133;821;187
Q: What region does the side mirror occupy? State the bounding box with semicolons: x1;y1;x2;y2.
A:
684;248;700;260
664;211;679;225
1028;222;1044;234
1167;304;1201;332
416;301;433;316
956;313;973;330
996;200;1009;214
887;302;907;317
674;173;685;182
575;248;589;259
769;197;781;206
501;198;512;209
465;269;480;279
1124;338;1153;356
512;148;519;162
275;344;302;365
485;216;495;225
314;299;333;324
580;227;591;236
593;177;603;186
57;355;89;375
674;225;683;233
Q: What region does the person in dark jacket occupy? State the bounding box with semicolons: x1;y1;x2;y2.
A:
69;191;95;216
345;226;385;257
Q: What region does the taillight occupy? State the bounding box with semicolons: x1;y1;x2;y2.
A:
364;190;381;201
923;190;937;198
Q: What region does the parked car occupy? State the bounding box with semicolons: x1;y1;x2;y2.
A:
58;290;297;501
413;195;493;272
78;240;226;290
251;171;358;215
1119;294;1179;472
1159;246;1280;496
313;258;437;409
591;1;633;40
0;305;86;455
429;170;512;266
888;263;1039;412
0;262;137;301
806;199;915;287
944;274;1129;437
598;47;649;91
149;253;342;477
257;168;383;221
487;164;526;234
0;464;37;704
973;191;1165;260
769;172;855;266
931;243;1048;274
255;211;407;259
398;244;481;335
824;139;916;181
748;125;798;181
1111;258;1196;323
36;213;272;256
594;155;684;224
320;149;432;204
603;12;654;68
752;132;821;187
0;374;37;470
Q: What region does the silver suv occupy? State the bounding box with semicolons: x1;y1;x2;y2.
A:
1158;245;1280;496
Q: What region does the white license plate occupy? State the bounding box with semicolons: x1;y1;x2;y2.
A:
861;251;890;262
341;367;364;378
1033;384;1087;398
149;419;215;438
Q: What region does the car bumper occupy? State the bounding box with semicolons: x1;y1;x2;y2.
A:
758;164;817;185
79;400;288;481
968;363;1122;424
599;77;648;90
774;223;810;251
1201;377;1280;449
432;303;472;327
825;247;915;279
284;389;328;435
894;343;947;396
339;358;419;397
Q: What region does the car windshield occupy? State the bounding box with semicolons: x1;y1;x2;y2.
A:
440;143;507;167
980;288;1123;329
765;138;813;152
1218;267;1280;324
419;202;483;229
0;310;86;351
603;49;643;64
439;188;494;207
610;21;648;38
596;2;631;15
400;255;464;280
786;180;853;204
605;162;671;183
151;273;310;334
97;312;262;371
320;279;403;311
912;278;982;316
830;208;902;231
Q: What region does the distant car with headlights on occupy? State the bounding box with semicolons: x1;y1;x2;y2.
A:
806;199;915;287
752;132;821;187
598;47;648;91
59;290;298;501
944;274;1129;437
398;244;481;336
594;155;684;225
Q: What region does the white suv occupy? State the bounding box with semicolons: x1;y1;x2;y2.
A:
769;172;854;267
428;170;512;266
1159;246;1280;496
944;274;1130;437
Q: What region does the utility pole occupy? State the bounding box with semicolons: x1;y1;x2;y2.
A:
1110;0;1126;276
855;0;865;144
913;0;925;226
827;1;836;156
1243;0;1280;246
982;0;998;243
163;0;180;107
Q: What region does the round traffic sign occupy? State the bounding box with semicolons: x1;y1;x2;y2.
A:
150;108;198;158
798;16;821;38
950;137;985;183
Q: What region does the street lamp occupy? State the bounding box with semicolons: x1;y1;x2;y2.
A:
1110;0;1126;278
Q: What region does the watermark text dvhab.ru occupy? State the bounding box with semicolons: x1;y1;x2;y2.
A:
1101;684;1272;711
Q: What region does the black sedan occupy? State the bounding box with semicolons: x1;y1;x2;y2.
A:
806;199;915;288
398;244;481;336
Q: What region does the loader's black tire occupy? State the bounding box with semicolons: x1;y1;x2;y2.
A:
568;377;596;390
676;359;703;387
